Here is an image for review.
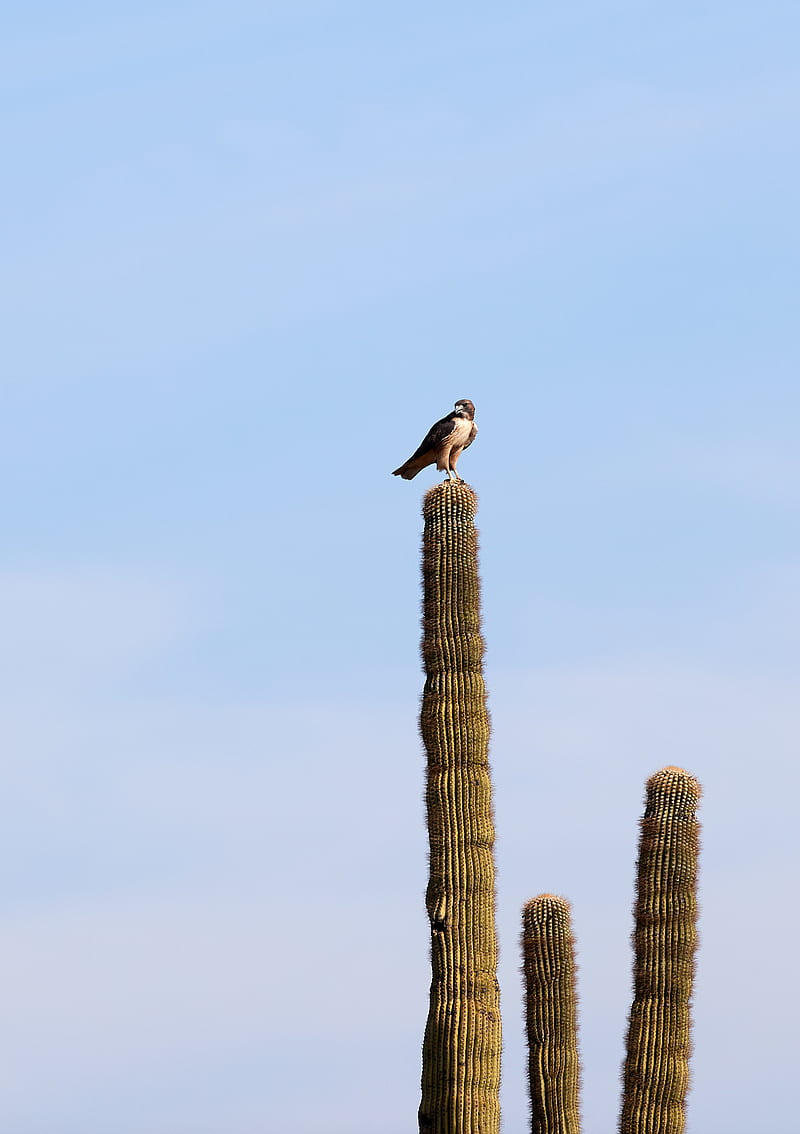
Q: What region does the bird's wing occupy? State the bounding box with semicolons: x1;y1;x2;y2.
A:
404;414;457;462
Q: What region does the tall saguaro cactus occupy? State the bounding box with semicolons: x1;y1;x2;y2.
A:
418;481;501;1134
619;767;701;1134
406;479;703;1132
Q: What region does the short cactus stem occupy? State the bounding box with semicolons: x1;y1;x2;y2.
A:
418;481;501;1134
522;895;581;1134
619;767;701;1134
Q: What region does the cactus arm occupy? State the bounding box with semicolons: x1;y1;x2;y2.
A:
521;895;582;1134
619;767;701;1134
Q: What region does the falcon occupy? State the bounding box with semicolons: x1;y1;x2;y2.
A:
392;399;477;482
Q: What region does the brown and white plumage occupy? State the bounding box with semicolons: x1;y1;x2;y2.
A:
392;399;477;481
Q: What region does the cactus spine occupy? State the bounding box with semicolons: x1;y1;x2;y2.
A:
619;767;701;1134
418;481;501;1134
521;895;581;1134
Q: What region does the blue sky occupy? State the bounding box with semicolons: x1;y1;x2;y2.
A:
3;3;799;1131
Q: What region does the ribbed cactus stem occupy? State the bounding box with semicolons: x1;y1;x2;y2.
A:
522;895;582;1134
418;481;501;1134
619;766;701;1134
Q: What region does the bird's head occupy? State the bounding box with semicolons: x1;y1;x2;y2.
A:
454;399;475;419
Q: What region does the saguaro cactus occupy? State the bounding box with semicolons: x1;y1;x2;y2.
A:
406;482;703;1131
520;769;701;1134
619;766;701;1134
521;895;581;1134
418;481;501;1134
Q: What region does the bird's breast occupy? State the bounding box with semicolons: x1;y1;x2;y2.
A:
449;417;474;447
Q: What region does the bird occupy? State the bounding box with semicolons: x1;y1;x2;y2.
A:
392;399;477;482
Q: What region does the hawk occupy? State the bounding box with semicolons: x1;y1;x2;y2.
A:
392;399;477;482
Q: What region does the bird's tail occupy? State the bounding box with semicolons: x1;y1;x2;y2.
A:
392;463;420;479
